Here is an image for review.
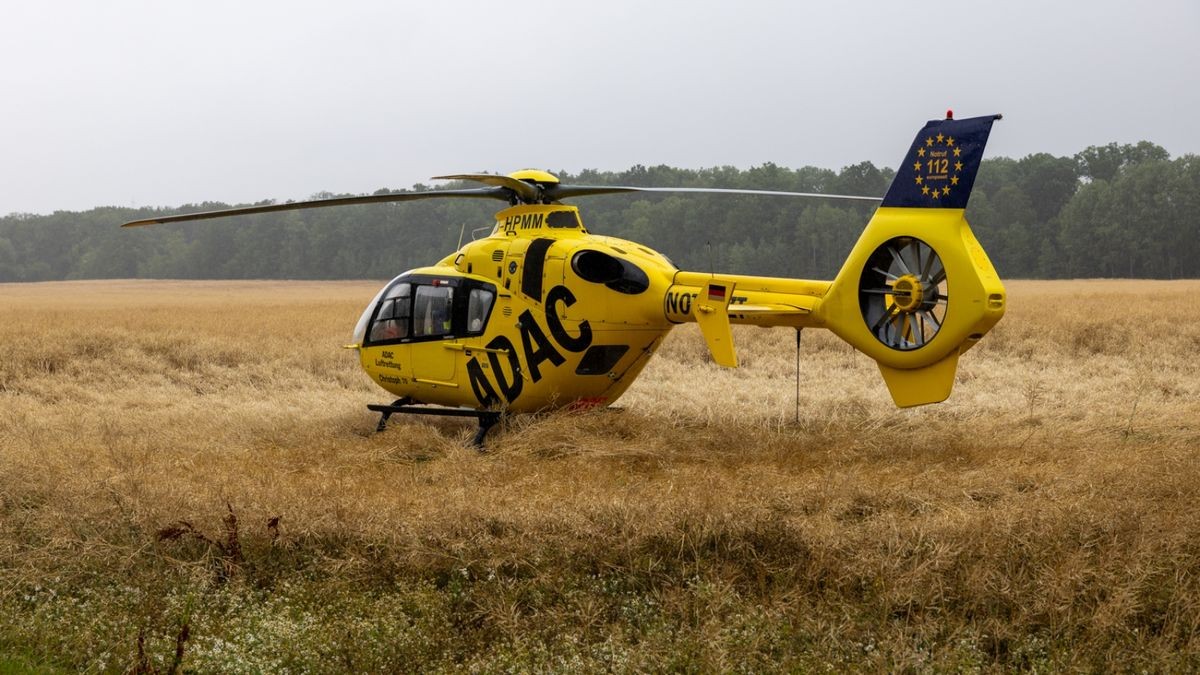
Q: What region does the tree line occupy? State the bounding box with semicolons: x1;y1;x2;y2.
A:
1;142;1196;282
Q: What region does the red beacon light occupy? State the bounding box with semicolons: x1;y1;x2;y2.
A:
946;109;954;120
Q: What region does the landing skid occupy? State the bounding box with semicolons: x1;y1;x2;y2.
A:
368;399;501;449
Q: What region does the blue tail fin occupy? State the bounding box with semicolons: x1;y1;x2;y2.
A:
882;113;1002;210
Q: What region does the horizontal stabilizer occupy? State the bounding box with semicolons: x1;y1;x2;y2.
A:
727;304;811;316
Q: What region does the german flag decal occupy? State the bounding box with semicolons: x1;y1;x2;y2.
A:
708;284;727;302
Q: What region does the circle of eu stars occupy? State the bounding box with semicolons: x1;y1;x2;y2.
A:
912;133;965;201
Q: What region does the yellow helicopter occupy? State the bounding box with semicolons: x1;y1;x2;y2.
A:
124;112;1006;445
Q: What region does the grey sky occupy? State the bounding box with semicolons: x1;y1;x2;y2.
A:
2;0;1197;216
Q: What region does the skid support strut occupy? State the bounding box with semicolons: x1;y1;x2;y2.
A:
368;400;502;449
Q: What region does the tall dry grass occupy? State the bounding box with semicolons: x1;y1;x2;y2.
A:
1;279;1198;672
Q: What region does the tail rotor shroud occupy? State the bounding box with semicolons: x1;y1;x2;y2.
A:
859;237;947;351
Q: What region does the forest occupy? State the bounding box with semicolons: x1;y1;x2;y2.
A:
1;141;1196;281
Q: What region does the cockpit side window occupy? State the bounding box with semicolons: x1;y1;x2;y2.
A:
368;282;411;343
466;288;495;335
413;285;455;338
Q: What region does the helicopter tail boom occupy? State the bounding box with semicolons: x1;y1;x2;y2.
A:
667;113;1006;407
664;273;828;368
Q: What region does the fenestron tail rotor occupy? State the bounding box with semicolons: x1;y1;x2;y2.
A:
858;237;947;351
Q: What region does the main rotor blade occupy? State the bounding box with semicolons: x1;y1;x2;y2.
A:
545;184;882;202
120;178;882;228
432;173;541;203
121;187;511;227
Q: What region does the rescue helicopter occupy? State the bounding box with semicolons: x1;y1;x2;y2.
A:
123;112;1006;445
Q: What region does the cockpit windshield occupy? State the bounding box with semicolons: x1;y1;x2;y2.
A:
360;276;497;346
368;282;412;342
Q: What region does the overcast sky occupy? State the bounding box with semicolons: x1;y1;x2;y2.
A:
2;0;1197;215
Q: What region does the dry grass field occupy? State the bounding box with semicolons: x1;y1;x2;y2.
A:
1;279;1198;672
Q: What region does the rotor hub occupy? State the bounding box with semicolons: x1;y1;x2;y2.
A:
507;169;559;184
890;274;924;312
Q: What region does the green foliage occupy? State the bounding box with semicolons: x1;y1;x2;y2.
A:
1055;154;1199;278
1;146;1196;281
1075;141;1170;182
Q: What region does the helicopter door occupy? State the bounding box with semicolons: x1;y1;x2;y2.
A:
410;283;457;384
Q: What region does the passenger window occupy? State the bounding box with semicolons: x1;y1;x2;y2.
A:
413;285;455;338
369;283;411;342
466;288;495;335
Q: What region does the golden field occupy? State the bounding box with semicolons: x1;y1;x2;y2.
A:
0;279;1198;672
